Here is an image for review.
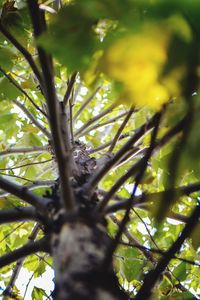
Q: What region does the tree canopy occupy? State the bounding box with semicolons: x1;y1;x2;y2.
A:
0;0;200;299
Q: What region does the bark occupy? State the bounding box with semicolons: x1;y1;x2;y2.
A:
52;221;129;300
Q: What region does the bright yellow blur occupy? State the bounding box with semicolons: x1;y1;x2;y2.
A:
103;23;184;110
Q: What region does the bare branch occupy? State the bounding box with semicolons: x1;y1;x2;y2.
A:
120;241;200;267
0;207;41;224
73;85;101;121
0;67;46;117
88;132;130;154
63;72;77;105
74;103;116;137
104;181;200;222
102;111;162;269
109;107;134;152
0;159;52;171
93;115;186;213
80;110;129;138
0;176;51;212
13;100;51;138
0;146;49;157
0;237;49;269
84;112;159;194
0;180;55;197
2;224;41;297
0;22;43;88
28;1;75;211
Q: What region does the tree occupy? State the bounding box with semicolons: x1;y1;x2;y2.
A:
0;0;199;299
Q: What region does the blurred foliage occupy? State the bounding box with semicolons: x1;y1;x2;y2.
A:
0;0;199;299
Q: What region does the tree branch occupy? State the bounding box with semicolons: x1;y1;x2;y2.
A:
74;103;117;137
84;112;159;195
28;0;75;211
63;72;77;105
0;66;46;117
0;207;42;224
0;22;43;89
0;237;49;269
120;241;200;267
0;146;49;157
13;99;51;138
102;112;162;269
109;107;134;152
0;159;52;171
0;180;55;197
88;131;131;154
110;215;155;264
3;224;41;297
94;116;186;214
80;110;129;138
135;203;200;300
0;176;51;213
73;85;101;121
104;181;200;222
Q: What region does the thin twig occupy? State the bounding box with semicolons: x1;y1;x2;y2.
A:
120;241;200;267
74;103;116;137
0;22;43;88
2;224;41;297
80;110;129;137
84;112;159;194
109;107;134;152
0;172;35;183
110;215;155;263
0;146;49;157
0;159;52;171
69;95;75;145
135;203;200;300
88;132;130;154
0;223;24;244
0;67;46;117
73;85;101;121
13;100;51;138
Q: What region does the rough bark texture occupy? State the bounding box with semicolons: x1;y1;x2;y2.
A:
52;221;129;300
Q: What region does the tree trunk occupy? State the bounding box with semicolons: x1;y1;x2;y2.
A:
52;221;129;300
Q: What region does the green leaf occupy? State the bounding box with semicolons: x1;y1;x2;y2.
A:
173;262;187;281
121;258;142;282
191;222;200;250
118;247;142;282
31;287;48;300
0;77;21;100
0;47;16;72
